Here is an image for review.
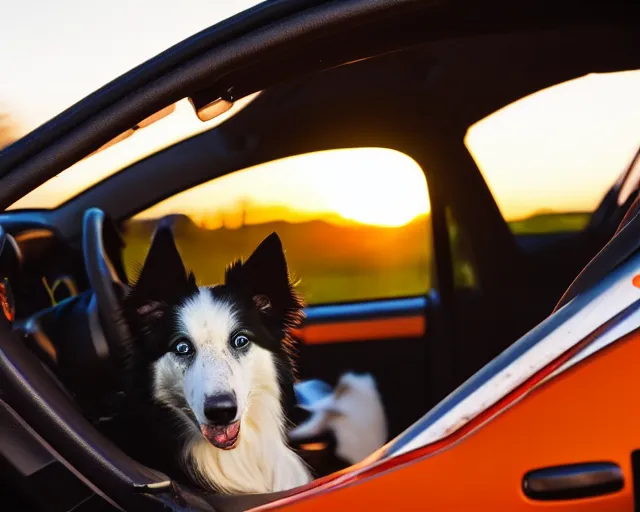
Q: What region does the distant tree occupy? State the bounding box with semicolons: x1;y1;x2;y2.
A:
0;111;18;150
237;197;253;227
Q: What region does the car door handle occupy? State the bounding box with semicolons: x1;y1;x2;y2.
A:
523;462;624;500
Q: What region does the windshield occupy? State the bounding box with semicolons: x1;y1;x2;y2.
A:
0;0;264;144
7;93;260;210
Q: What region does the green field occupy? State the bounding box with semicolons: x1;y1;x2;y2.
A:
121;210;590;305
507;211;591;235
122;215;433;305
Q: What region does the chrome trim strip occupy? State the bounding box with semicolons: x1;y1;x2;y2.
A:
385;251;640;457
550;298;640;379
304;296;428;321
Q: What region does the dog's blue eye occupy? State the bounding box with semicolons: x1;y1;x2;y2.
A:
231;334;251;350
174;340;193;355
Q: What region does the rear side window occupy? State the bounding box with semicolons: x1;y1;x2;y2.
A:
122;148;434;306
465;69;640;235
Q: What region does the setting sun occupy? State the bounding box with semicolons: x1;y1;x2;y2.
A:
134;148;431;228
318;149;430;227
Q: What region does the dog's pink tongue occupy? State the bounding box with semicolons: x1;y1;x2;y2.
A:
202;421;240;445
215;422;240;443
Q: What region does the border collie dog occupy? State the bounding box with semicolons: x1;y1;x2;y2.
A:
118;228;311;494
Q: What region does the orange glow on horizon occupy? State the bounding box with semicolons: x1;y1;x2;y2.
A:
132;148;432;229
465;70;640;221
7;70;640;229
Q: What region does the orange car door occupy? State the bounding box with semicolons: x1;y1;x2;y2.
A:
272;327;640;511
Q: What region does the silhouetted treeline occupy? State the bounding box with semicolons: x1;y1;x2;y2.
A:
0;111;17;150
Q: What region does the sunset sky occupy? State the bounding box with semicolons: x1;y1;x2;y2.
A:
133;148;431;228
1;1;639;227
466;69;640;220
0;0;262;134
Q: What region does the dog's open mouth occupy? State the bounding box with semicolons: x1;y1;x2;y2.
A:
200;421;241;450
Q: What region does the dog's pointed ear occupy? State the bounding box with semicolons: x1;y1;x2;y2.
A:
225;232;304;330
125;225;195;322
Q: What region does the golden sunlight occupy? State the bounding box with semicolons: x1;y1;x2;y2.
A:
324;149;430;227
7;93;261;210
134;148;431;228
465;70;640;221
10;70;639;230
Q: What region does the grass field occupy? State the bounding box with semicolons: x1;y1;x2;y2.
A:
122;215;433;305
507;211;591;235
121;210;590;305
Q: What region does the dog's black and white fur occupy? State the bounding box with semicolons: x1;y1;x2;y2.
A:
115;228;311;494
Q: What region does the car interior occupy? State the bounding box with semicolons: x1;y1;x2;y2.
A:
1;1;639;510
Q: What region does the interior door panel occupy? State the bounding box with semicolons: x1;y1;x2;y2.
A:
295;295;430;438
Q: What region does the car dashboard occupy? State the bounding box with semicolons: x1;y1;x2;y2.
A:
7;226;87;320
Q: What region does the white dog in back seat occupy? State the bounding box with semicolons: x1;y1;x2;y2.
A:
290;372;388;464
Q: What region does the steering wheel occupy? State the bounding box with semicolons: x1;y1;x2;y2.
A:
82;207;135;405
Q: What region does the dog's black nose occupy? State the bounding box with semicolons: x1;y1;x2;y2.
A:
204;393;237;425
